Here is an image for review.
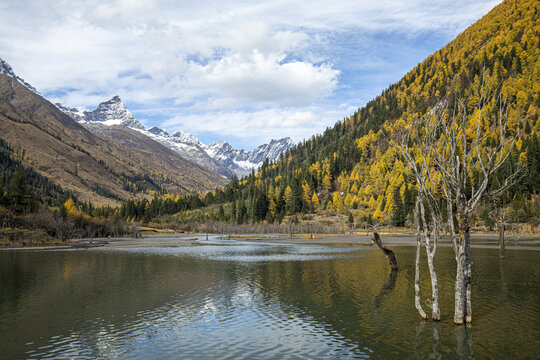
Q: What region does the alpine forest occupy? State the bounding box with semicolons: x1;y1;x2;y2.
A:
114;0;539;233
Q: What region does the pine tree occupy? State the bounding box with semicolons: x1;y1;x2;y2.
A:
391;187;404;227
7;166;35;214
254;194;269;221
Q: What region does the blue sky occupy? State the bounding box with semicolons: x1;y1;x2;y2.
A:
0;0;501;149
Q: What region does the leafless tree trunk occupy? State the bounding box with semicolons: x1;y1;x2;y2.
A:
413;198;428;320
417;194;441;321
425;79;517;324
398;121;442;321
498;219;505;259
371;231;398;270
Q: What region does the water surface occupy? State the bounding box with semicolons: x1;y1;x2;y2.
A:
1;237;539;359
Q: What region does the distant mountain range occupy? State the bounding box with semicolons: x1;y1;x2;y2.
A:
55;96;294;177
0;59;228;205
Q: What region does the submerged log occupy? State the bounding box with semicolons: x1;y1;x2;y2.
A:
372;232;398;270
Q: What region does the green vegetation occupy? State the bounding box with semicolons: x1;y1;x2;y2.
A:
110;0;540;232
1;0;538;240
0;140;139;246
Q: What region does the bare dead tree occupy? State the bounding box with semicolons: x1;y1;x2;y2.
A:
371;231;399;271
413;197;428;320
396;110;443;321
400;72;518;324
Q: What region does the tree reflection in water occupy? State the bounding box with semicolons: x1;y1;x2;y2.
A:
415;320;443;359
373;269;398;310
455;324;474;359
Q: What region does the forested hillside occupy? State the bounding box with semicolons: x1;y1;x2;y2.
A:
0;74;228;206
116;0;539;229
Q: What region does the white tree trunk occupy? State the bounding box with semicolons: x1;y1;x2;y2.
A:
414;199;428;320
454;242;466;325
454;210;472;324
464;227;472;323
415;234;428;319
426;241;441;321
418;196;441;321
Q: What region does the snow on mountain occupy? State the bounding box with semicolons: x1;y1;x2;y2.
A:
55;96;293;178
57;95;145;129
0;56;292;179
0;57;40;94
55;103;85;122
83;95;145;129
141;127;235;178
143;128;293;178
208;137;294;177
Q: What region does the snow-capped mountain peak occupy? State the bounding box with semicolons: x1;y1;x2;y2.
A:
207;137;294;176
147;126;169;136
0;57;40;94
208;140;234;156
55;103;85;122
54;94;293;178
171;130;204;147
83;95;145;129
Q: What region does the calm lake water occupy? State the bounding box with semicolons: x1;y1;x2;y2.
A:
1;236;539;359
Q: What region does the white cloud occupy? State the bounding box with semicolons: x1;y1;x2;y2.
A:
161;105;357;147
0;0;502;148
184;50;339;107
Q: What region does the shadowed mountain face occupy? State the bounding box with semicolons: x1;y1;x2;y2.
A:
0;74;227;205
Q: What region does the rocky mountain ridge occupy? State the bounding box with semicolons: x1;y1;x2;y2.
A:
0;58;39;94
56;96;294;177
207;137;295;176
0;59;228;205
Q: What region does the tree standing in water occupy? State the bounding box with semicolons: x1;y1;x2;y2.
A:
399;76;518;324
398;106;444;321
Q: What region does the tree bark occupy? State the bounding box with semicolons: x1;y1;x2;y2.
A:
413;198;428;319
415;234;428;320
498;220;505;259
372;232;398;270
454;210;472;324
419;197;441;321
425;237;441;321
454;242;466;325
447;196;458;261
464;226;472;323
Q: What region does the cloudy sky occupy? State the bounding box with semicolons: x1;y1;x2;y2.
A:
0;0;501;149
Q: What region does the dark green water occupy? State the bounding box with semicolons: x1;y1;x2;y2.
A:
0;238;539;359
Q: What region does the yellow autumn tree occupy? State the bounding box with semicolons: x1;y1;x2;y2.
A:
311;193;320;207
344;193;353;207
332;192;343;210
64;198;80;217
322;174;332;190
302;180;312;207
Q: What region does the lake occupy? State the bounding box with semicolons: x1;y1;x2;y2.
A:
1;235;539;359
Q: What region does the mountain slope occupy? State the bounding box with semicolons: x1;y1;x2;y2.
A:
0;73;228;205
141;127;236;178
252;0;539;221
157;0;539;226
56;96;294;178
56;98;235;177
0;58;39;94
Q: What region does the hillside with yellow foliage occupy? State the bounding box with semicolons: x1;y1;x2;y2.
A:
117;0;539;230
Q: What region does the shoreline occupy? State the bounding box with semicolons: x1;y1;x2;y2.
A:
1;232;539;251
